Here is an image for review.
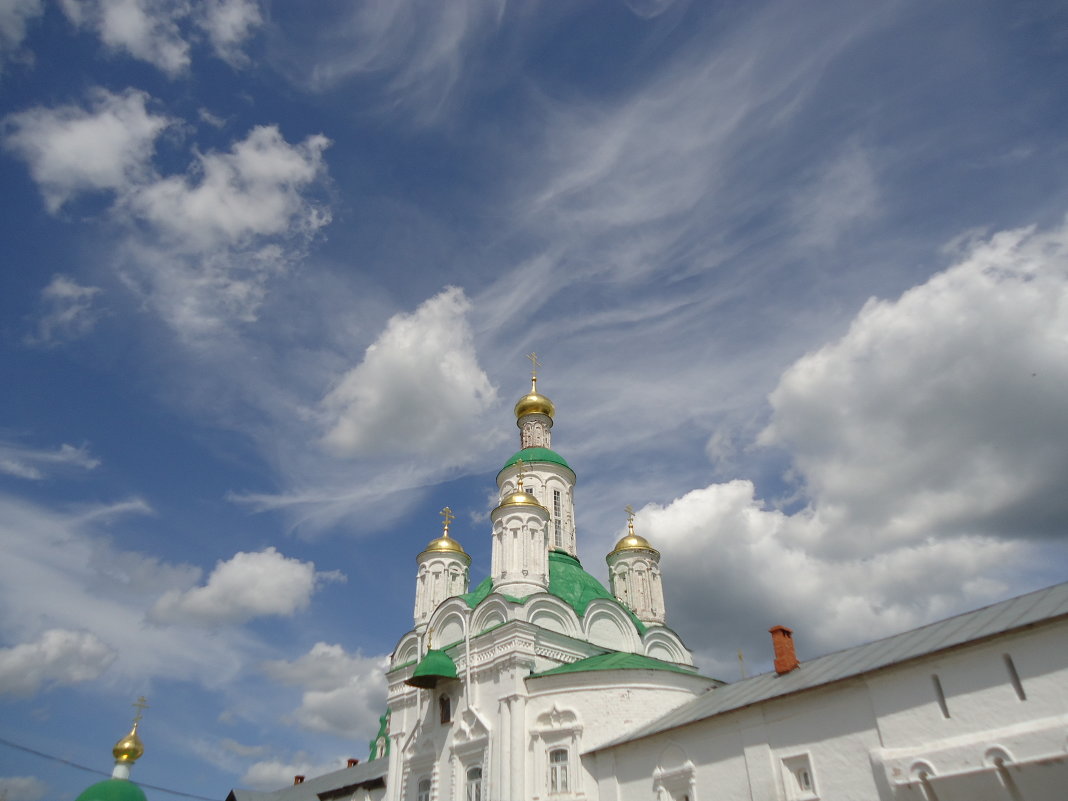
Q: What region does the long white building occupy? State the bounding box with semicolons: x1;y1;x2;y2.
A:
227;377;1068;801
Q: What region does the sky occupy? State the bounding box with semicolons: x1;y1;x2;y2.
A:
1;0;1068;798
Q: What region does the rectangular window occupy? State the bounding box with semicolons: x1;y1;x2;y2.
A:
417;778;431;801
553;490;562;547
549;748;569;793
781;754;817;800
466;767;482;801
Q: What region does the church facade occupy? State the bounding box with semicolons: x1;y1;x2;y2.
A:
227;378;1068;801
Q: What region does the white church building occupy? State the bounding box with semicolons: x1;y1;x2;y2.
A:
227;376;1068;801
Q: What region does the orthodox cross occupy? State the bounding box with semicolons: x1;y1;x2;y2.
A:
132;696;149;725
527;352;541;389
515;458;527;490
440;506;454;535
625;504;636;534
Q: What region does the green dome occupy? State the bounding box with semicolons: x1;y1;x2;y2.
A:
406;648;458;688
500;447;572;474
75;780;147;801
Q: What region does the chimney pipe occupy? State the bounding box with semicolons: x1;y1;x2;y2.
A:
347;759;360;767
769;625;799;675
293;776;305;785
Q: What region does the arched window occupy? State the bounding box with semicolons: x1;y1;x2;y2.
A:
417;778;431;801
466;767;482;801
439;694;451;724
549;748;569;793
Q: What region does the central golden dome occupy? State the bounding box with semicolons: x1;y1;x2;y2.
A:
422;534;468;557
112;724;144;764
514;377;555;419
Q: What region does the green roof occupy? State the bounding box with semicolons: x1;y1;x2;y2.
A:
547;551;647;635
459;552;646;635
531;651;699;678
500;447;572;473
75;780;148;801
411;648;458;682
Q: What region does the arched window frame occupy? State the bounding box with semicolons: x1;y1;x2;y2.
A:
466;766;483;801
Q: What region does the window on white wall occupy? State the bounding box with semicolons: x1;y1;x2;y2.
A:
553;490;562;547
466;767;482;801
549;748;569;793
417;778;431;801
781;754;818;800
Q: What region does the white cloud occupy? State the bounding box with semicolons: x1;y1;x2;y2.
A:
321;286;497;459
0;439;100;480
59;0;262;73
197;0;261;66
0;776;47;801
0;0;44;72
0;629;116;696
127;125;331;251
25;274;103;346
264;643;389;739
760;218;1068;544
151;547;343;626
60;0;190;75
2;88;170;212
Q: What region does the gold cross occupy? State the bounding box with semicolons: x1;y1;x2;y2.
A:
515;458;526;489
440;506;454;534
625;505;635;534
527;352;541;376
132;696;149;725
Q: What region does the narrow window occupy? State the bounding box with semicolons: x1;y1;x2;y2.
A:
417;778;431;801
932;674;950;718
549;748;569;793
553;490;563;548
1003;653;1027;700
439;694;452;724
466;767;482;801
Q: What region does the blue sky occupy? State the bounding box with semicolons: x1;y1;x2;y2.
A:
2;0;1068;797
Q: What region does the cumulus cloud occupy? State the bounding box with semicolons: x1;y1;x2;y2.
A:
0;439;100;480
151;547;343;626
127;125;330;251
0;0;44;73
197;0;261;65
761;218;1068;544
2;88;170;212
25;274;103;346
0;776;47;801
321;286;497;458
60;0;191;75
0;629;116;696
264;642;388;739
637;219;1068;674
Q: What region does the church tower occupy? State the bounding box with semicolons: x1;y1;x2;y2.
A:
607;509;667;626
498;355;578;556
490;463;551;597
413;507;470;631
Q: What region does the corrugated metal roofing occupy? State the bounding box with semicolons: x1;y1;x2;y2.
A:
589;580;1068;753
226;758;388;801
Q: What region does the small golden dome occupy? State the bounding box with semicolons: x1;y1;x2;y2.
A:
422;534;468;556
610;514;660;558
112;724;144;764
494;488;545;513
514;377;555;420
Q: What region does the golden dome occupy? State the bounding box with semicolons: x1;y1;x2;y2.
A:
421;534;468;557
494;488;545;514
610;516;660;558
514;377;555;420
112;724;144;764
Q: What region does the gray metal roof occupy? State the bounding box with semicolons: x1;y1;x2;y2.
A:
589;580;1068;753
226;758;388;801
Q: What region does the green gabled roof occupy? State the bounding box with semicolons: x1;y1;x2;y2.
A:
75;780;147;801
500;447;572;473
531;651;699;678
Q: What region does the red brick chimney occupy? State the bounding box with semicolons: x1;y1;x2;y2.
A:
770;625;799;675
293;776;305;785
347;759;360;767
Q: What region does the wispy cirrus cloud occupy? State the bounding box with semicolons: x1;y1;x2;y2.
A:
0;439;100;480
